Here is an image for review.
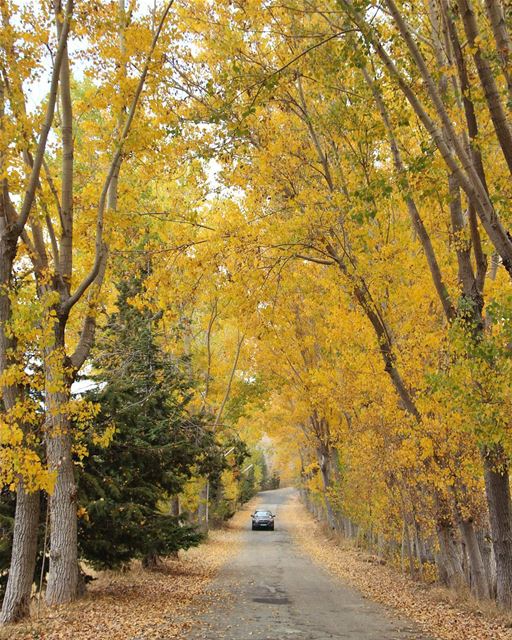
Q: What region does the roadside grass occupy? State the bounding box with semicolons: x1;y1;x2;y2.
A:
287;495;512;640
0;499;258;640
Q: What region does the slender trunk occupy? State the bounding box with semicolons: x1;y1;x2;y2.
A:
412;517;424;580
456;0;512;176
484;0;512;101
477;528;497;598
482;450;512;608
142;553;161;570
363;66;455;321
341;0;512;274
317;442;336;529
403;520;415;578
0;487;40;624
196;481;208;532
170;495;180;517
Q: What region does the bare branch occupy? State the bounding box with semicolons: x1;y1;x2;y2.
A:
213;332;244;429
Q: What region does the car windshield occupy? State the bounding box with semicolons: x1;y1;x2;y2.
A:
254;511;272;517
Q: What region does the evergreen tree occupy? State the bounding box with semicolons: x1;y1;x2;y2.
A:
77;276;223;570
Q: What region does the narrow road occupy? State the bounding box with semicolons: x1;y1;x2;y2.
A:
188;488;430;640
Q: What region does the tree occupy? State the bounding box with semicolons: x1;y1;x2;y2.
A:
77;275;215;570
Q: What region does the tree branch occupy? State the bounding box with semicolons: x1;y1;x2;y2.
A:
14;0;73;237
62;0;174;315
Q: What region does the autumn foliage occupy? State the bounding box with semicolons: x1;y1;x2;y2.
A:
2;0;512;628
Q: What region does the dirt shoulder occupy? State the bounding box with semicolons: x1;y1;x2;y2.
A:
0;502;256;640
288;495;512;640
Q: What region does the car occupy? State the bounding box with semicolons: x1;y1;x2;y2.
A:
251;509;275;531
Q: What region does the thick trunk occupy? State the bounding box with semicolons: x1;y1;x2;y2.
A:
482;450;512;608
45;408;78;605
458;518;491;600
436;521;465;589
0;486;40;624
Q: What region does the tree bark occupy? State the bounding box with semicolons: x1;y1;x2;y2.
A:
457;518;491;599
363;66;455;321
44;323;79;609
484;0;512;101
45;422;78;605
317;441;336;529
482;450;512;608
0;487;40;624
0;158;40;626
436;520;465;589
477;528;497;598
456;0;512;176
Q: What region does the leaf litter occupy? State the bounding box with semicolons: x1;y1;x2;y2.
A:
287;495;512;640
0;504;255;640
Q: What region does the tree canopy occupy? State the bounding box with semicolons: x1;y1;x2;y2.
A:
2;0;512;624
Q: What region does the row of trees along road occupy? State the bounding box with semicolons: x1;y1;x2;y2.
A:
3;0;512;626
147;0;512;612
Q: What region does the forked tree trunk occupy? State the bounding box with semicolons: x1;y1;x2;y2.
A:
436;521;465;589
0;486;40;624
482;450;512;608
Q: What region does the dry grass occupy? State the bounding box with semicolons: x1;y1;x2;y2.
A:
287;495;512;640
0;500;258;640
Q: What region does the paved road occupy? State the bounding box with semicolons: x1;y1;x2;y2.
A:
188;488;430;640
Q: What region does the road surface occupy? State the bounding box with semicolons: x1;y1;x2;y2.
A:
188;488;430;640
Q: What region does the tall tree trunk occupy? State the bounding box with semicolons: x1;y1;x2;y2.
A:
412;516;425;580
0;486;40;624
44;323;78;608
482;450;512;608
0;187;40;624
484;0;512;101
456;0;512;176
